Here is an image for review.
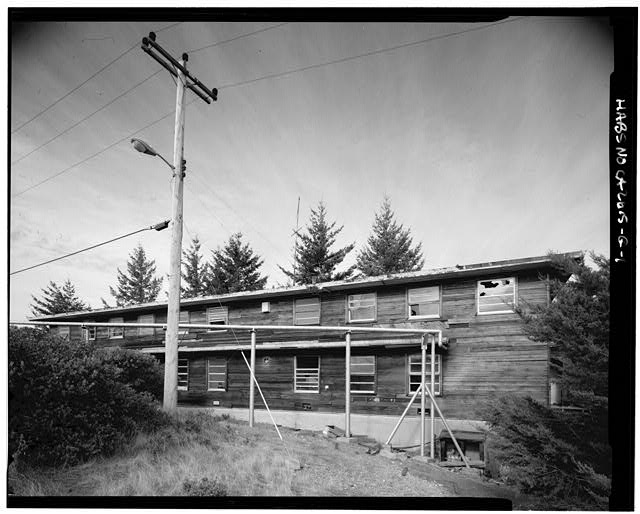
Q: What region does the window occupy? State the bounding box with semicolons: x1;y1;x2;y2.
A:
294;356;320;393
294;297;320;325
179;310;190;336
347;293;376;322
58;325;70;339
138;314;155;336
408;286;440;318
350;356;376;394
408;354;442;395
207;306;228;330
84;321;96;341
207;357;227;391
477;277;516;314
178;358;189;391
109;317;124;339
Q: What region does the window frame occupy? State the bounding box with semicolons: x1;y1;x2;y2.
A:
206;306;228;331
206;357;227;392
476;277;517;315
294;297;321;325
84;321;96;341
137;313;155;337
108;317;124;339
407;285;441;320
407;353;442;396
179;310;190;336
346;292;377;323
350;355;376;394
177;358;189;391
58;325;70;339
294;355;320;393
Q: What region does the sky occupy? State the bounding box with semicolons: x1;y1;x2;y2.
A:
9;15;614;322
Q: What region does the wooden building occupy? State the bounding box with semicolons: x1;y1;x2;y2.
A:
34;252;578;447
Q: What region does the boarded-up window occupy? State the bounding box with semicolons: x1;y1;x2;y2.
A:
408;286;440;318
178;358;189;391
207;306;228;330
137;314;155;336
294;298;320;325
408;354;441;395
179;310;190;336
477;277;516;314
58;325;70;339
350;356;376;394
207;357;227;391
347;293;376;322
294;356;320;393
109;317;124;339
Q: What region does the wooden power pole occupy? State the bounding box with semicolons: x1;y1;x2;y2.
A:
141;32;217;412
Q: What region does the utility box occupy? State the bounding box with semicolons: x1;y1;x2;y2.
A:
439;429;486;465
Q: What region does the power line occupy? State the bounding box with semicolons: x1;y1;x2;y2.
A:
10;219;170;276
11;98;196;198
219;17;527;91
11;70;163;166
12;18;526;198
11;21;183;135
11;23;290;167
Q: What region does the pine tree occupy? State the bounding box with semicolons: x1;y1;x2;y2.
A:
181;236;208;298
279;201;355;285
356;197;424;276
205;233;268;294
30;280;90;316
108;244;163;306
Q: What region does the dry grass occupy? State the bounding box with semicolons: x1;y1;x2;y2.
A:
9;411;452;497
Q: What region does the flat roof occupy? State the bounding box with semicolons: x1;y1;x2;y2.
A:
31;251;582;321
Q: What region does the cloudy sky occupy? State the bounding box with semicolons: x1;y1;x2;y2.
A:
9;15;613;321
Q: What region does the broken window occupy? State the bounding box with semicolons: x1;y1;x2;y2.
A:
84;321;96;341
408;286;440;318
477;277;516;314
206;306;228;331
347;293;376;322
207;357;227;391
178;358;189;391
294;297;320;325
408;354;441;395
294;355;320;393
350;356;376;394
57;325;70;339
179;310;190;336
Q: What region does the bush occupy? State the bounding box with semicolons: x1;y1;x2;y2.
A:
481;395;610;510
9;326;168;467
98;347;164;401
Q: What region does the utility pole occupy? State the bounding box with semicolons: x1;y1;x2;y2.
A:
141;32;217;412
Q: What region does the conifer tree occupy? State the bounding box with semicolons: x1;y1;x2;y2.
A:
30;280;90;316
108;244;163;306
205;233;268;294
181;236;208;298
356;197;424;276
279;201;355;285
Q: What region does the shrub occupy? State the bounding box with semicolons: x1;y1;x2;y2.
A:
182;477;228;496
98;347;164;401
9;326;168;467
482;395;610;510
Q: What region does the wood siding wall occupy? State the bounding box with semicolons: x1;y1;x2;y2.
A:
70;271;550;420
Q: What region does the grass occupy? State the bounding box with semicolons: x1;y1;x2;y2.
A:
8;410;503;499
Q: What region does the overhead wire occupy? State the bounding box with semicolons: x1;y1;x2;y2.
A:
11;22;290;170
11;21;183;135
10;219;170;276
12;17;528;198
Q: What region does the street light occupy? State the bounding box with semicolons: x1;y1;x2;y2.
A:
131;138;175;171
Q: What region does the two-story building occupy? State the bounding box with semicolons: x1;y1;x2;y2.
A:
33;252;578;449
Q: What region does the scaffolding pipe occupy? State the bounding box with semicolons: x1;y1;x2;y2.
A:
431;334;436;459
249;329;256;428
385;383;422;445
345;331;351;438
13;320;442;339
420;342;426;457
